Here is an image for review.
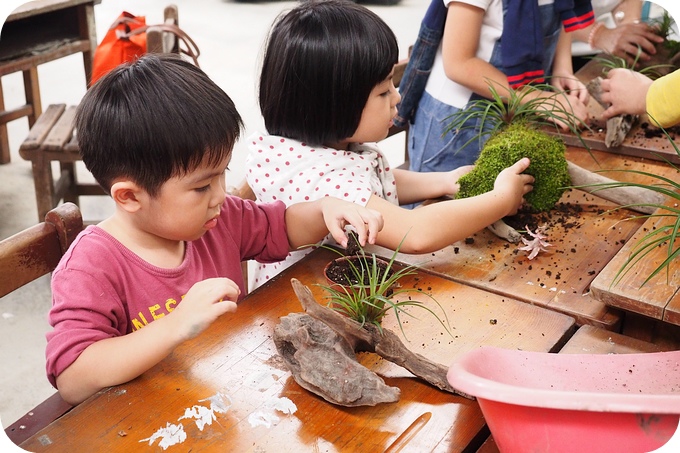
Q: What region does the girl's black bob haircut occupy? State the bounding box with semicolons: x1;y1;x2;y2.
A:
259;0;399;146
75;54;243;197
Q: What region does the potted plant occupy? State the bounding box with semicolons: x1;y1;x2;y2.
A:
320;232;449;336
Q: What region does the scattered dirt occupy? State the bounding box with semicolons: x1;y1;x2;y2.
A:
503;202;585;234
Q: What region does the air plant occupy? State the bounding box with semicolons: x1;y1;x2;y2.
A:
318;233;451;339
518;225;553;260
594;53;673;81
443;78;591;153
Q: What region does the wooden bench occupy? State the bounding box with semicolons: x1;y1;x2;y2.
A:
18;5;189;221
0;0;99;164
19;103;105;221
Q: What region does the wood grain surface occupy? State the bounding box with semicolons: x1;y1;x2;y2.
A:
19;248;575;452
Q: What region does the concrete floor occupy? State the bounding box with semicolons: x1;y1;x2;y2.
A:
0;0;420;433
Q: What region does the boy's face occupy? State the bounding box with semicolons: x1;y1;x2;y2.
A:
341;70;401;147
143;156;230;242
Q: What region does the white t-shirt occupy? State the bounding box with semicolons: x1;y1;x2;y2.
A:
245;132;399;288
425;0;503;108
425;0;558;108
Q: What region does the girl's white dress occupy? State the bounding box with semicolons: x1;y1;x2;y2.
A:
245;132;399;288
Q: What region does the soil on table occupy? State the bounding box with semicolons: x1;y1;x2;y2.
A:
503;201;584;234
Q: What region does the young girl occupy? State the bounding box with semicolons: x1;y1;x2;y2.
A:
245;0;534;287
402;0;593;173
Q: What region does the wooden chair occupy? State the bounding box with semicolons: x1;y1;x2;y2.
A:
19;5;189;222
1;202;84;445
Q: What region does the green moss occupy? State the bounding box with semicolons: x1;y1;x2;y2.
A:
456;122;570;212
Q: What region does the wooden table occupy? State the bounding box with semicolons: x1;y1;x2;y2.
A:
368;147;678;331
591;195;680;327
0;0;99;164
550;58;680;165
19;248;575;452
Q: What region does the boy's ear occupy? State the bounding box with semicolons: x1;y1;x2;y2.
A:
110;180;145;213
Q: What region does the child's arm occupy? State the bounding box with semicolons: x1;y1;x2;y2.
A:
551;27;589;104
392;166;474;205
55;278;239;405
285;197;384;250
368;158;534;253
442;3;588;129
441;2;509;99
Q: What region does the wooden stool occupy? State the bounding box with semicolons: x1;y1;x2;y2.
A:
19;104;106;221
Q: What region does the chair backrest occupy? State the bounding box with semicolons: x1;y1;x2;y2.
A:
0;202;83;298
146;5;180;54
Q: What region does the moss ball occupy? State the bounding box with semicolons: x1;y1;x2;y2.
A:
456;122;570;212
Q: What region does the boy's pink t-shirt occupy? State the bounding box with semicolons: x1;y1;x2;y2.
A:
45;196;289;387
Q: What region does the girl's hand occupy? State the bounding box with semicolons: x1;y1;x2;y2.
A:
320;197;384;248
172;278;239;340
493;157;534;216
446;165;475;196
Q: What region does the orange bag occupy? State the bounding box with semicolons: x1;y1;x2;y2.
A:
91;12;148;85
91;11;200;86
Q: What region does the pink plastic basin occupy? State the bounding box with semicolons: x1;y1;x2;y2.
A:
447;346;680;453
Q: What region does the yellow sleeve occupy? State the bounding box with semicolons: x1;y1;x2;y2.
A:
646;70;680;128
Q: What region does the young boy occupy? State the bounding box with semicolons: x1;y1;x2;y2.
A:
46;54;383;405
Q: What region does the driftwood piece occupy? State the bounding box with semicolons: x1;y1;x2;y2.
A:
273;312;400;406
487;219;522;243
290;278;475;400
567;161;664;215
586;76;638;148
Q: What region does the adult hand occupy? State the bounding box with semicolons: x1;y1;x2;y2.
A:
600;68;653;119
593;22;663;66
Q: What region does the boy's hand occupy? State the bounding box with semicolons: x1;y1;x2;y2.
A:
493;158;534;216
320;197;384;248
172;278;239;340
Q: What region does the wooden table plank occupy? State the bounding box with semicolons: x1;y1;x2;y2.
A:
591;197;680;325
20;248;575;452
559;325;665;354
367;148;678;329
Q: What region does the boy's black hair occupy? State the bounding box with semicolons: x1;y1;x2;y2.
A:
259;0;399;146
76;54;243;197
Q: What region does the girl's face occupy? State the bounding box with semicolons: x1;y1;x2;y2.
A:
336;69;401;149
143;156;230;242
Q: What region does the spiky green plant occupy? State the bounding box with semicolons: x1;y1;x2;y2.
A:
443;78;590;152
594;53;673;80
571;122;679;288
318;235;451;339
